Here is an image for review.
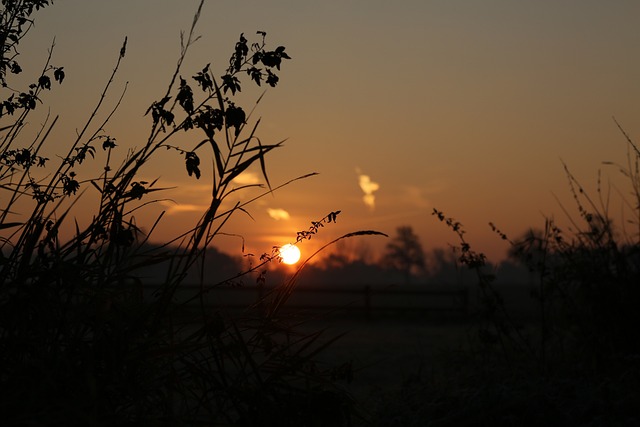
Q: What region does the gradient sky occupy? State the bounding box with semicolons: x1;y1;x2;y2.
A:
14;0;640;263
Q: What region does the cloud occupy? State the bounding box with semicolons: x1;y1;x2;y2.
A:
232;171;261;186
159;201;207;214
267;208;291;221
402;186;431;209
356;168;380;210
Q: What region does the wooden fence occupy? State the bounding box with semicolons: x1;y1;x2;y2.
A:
158;284;469;320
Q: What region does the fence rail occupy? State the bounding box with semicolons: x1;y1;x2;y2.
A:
148;284;469;320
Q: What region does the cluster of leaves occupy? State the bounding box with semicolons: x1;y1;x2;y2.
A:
0;66;63;116
1;146;46;168
146;31;290;141
0;3;70;213
294;210;341;243
0;0;51;86
0;0;64;116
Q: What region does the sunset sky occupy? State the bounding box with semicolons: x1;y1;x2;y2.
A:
14;0;640;263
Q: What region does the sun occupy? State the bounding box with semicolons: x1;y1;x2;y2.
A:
279;244;301;265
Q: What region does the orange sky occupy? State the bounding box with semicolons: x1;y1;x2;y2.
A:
10;0;640;263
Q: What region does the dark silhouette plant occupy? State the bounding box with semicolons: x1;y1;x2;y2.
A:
419;122;640;425
0;2;379;425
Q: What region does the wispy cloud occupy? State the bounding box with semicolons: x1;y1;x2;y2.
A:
356;168;380;210
402;185;431;209
267;208;290;221
232;171;261;186
159;201;208;214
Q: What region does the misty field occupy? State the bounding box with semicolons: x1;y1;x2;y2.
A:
2;1;640;426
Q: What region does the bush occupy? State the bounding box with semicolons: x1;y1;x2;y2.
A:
407;122;640;425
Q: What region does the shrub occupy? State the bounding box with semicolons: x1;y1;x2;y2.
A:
415;123;640;425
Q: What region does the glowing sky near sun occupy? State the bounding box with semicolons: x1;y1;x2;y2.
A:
12;0;640;262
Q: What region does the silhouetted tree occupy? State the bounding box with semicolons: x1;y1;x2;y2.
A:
320;239;374;269
383;225;426;284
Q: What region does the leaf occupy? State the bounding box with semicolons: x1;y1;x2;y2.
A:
53;67;64;83
220;144;278;187
225;104;245;136
232;33;249;72
0;222;22;230
193;63;213;92
209;139;225;179
102;137;116;150
185;151;201;179
119;36;127;58
265;70;279;87
221;74;241;95
256;135;271;190
10;61;22;74
90;180;103;194
247;67;262;85
38;75;51;90
176;77;194;114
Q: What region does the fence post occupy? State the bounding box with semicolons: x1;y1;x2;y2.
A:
460;287;468;316
364;285;371;321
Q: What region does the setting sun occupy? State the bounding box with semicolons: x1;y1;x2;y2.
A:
279;244;301;265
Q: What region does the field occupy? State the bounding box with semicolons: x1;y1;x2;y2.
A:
2;2;640;425
189;282;546;423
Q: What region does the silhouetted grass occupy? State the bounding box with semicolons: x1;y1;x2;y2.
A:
0;2;384;425
366;124;640;425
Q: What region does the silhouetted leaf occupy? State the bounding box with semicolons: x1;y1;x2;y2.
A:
256;138;271;190
177;77;194;114
74;145;95;164
119;36;127;58
53;67;64;83
221;74;241;95
18;91;37;109
260;47;290;70
145;96;174;127
62;175;79;196
193;64;213;92
209;139;225;178
10;61;22;74
126;182;147;199
247;67;262;85
231;33;249;72
265;70;279;87
221;145;278;187
225;104;245;136
185;151;201;179
102;137;116;150
38;75;51;90
194;106;224;138
0;222;22;230
275;46;291;59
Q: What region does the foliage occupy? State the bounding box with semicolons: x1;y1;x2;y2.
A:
414;123;640;424
0;2;375;425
